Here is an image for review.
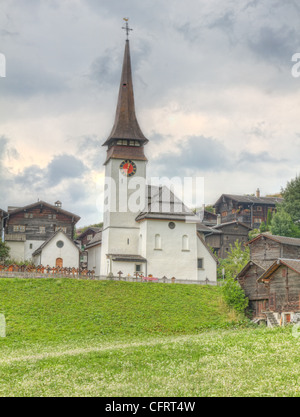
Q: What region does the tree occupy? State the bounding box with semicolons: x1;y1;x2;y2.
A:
270;207;300;238
218;240;250;280
0;240;10;263
281;175;300;229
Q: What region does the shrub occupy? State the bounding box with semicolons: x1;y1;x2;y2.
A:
222;277;249;314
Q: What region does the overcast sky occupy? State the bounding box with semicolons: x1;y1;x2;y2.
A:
0;0;300;227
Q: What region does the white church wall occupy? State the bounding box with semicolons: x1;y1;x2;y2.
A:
37;232;79;268
197;236;217;282
87;244;101;276
144;220;199;280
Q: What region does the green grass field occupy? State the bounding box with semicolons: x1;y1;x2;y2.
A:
0;278;299;397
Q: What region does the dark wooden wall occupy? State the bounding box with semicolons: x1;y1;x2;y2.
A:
6;206;75;241
266;266;300;313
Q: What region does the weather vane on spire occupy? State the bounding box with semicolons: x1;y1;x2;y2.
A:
122;18;133;40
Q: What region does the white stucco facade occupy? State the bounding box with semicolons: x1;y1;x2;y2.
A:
32;231;79;268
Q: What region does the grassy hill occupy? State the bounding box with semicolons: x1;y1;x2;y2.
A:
0;279;299;397
0;279;239;347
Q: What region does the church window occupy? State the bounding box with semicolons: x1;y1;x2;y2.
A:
134;141;140;146
129;140;135;146
197;258;204;269
182;235;189;251
168;222;176;230
56;240;64;248
117;140;123;145
122;140;128;146
127;238;130;245
155;234;162;250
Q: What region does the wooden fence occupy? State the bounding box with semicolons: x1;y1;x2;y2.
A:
0;264;95;279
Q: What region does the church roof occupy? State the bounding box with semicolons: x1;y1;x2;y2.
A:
135;186;198;222
103;40;148;147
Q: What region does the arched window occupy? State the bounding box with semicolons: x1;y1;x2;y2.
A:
182;235;189;251
155;234;162;250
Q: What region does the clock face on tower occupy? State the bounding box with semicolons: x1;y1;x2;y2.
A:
119;160;137;177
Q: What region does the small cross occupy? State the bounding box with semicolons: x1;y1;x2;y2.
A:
122;18;133;40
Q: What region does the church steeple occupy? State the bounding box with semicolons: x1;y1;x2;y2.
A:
103;26;148;164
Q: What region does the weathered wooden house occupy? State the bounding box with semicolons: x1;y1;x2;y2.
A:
202;210;218;227
76;227;102;268
4;200;80;265
236;261;268;317
236;233;300;325
247;234;300;269
77;227;102;249
258;259;300;325
203;220;251;258
0;208;8;240
214;190;283;228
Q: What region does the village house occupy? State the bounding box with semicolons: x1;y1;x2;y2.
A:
214;189;283;229
258;259;300;325
85;33;217;282
76;227;102;269
236;233;300;325
4;200;80;267
204;220;251;258
0;208;8;240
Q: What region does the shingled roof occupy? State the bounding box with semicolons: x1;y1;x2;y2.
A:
103;40;148;147
247;233;300;248
214;194;283;207
135;185;197;222
258;258;300;282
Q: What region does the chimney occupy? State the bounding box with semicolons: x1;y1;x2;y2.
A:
256;188;260;198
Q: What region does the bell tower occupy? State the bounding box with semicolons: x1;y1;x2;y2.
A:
101;20;148;276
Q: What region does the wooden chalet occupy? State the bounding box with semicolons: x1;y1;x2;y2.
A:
236;233;300;325
5;200;80;242
76;227;102;269
0;208;8;239
205;220;251;258
214;190;283;229
77;227;102;249
258;259;300;325
4;200;80;263
247;234;300;269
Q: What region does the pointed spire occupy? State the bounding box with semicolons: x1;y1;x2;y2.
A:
103;39;148;147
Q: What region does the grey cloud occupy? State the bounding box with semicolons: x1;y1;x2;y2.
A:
89;47;121;87
47;155;87;187
248;26;298;66
14;154;87;189
151;135;233;177
238;151;287;165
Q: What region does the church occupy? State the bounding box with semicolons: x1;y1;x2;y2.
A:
87;25;217;283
